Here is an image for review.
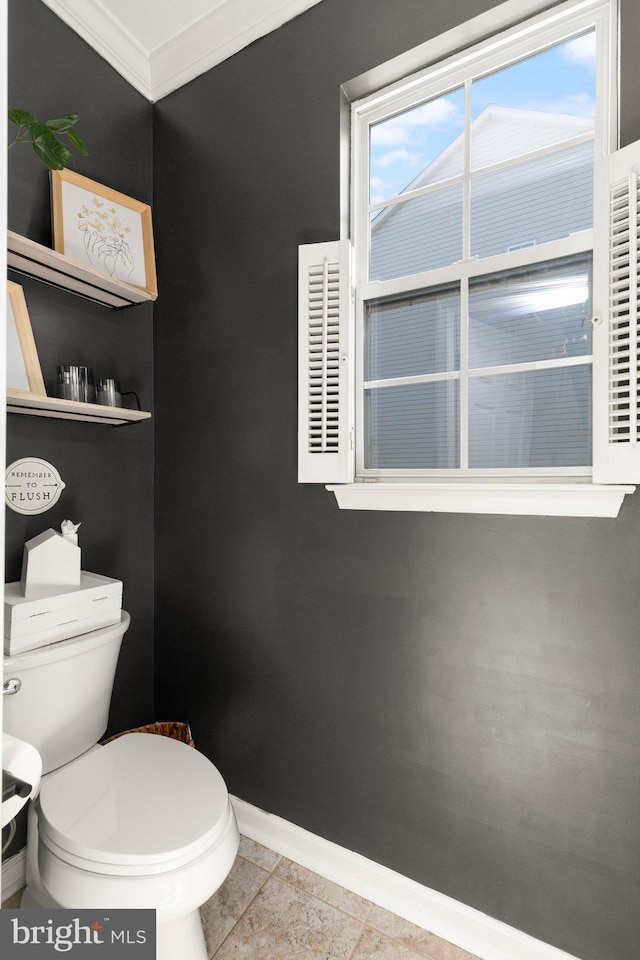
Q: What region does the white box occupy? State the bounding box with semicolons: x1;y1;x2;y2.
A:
21;528;82;598
4;572;123;656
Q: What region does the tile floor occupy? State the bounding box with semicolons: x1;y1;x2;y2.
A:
200;836;481;960
2;836;482;960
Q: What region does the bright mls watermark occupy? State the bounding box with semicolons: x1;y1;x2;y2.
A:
0;910;156;957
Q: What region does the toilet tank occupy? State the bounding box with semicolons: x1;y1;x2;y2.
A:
3;612;130;774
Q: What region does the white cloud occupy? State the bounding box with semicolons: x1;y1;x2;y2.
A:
403;98;461;127
369;176;393;205
524;91;595;118
370;96;462;146
561;32;596;72
371;124;406;147
376;148;424;168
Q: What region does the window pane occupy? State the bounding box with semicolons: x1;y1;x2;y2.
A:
370;182;463;281
471;31;595;170
366;381;459;468
468;365;592;468
370;87;465;205
366;285;460;381
470;141;593;259
469;256;592;368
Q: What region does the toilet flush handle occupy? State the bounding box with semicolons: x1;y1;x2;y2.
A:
2;772;32;802
3;679;22;695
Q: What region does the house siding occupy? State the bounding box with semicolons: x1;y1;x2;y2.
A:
371;138;593;280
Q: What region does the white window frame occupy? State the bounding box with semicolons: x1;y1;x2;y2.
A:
325;0;636;516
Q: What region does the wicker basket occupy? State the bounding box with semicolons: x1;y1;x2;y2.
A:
102;721;195;748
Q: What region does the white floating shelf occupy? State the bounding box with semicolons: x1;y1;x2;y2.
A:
7;231;156;309
7;389;151;426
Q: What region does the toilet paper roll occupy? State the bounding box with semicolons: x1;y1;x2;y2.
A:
2;732;42;828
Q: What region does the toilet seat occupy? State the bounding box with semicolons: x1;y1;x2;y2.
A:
37;733;231;875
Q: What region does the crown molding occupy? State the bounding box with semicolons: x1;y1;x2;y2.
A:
39;0;324;102
40;0;153;99
150;0;324;101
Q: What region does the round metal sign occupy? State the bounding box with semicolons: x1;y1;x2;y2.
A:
5;458;66;515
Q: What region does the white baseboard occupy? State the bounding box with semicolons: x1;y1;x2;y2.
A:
1;848;26;902
2;795;584;960
231;796;583;960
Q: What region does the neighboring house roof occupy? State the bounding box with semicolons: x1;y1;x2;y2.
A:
372;104;593;230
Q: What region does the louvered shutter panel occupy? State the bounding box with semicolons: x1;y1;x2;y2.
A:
298;240;354;483
593;139;640;483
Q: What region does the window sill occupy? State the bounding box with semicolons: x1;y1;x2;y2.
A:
326;482;635;517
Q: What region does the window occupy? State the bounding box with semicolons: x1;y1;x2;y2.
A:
299;0;640;516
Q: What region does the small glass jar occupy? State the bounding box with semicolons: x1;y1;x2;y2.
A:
55;366;95;403
95;378;122;407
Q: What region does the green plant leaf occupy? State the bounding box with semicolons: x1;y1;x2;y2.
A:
66;127;88;155
30;125;72;169
45;114;79;132
8;108;86;169
8;108;36;127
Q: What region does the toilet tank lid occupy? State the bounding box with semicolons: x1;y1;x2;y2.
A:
3;612;130;669
38;732;230;866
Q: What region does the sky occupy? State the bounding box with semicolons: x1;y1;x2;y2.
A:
369;30;597;206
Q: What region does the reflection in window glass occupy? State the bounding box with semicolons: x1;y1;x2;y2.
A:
469;365;592;468
469;256;592;368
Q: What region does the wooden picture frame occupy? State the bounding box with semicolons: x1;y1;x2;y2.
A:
6;281;47;397
51;169;157;299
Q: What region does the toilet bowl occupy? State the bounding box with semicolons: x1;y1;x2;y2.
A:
23;734;239;959
4;614;239;960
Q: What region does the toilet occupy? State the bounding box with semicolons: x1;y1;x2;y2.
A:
3;612;239;960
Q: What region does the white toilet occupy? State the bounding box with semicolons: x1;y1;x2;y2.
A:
3;612;239;960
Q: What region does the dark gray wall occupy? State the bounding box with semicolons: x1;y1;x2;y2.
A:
6;0;155;736
154;2;640;960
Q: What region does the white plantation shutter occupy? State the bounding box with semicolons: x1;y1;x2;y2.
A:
593;139;640;484
298;240;354;483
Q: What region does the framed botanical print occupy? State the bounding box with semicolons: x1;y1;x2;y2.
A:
51;169;157;298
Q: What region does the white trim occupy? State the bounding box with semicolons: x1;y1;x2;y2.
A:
351;0;612;120
343;0;604;104
1;849;26;902
326;482;633;516
231;795;584;960
358;231;594;300
40;0;324;102
39;0;153;99
364;355;592;391
149;0;324;101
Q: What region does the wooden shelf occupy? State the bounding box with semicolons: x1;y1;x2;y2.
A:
7;231;157;310
7;389;151;426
